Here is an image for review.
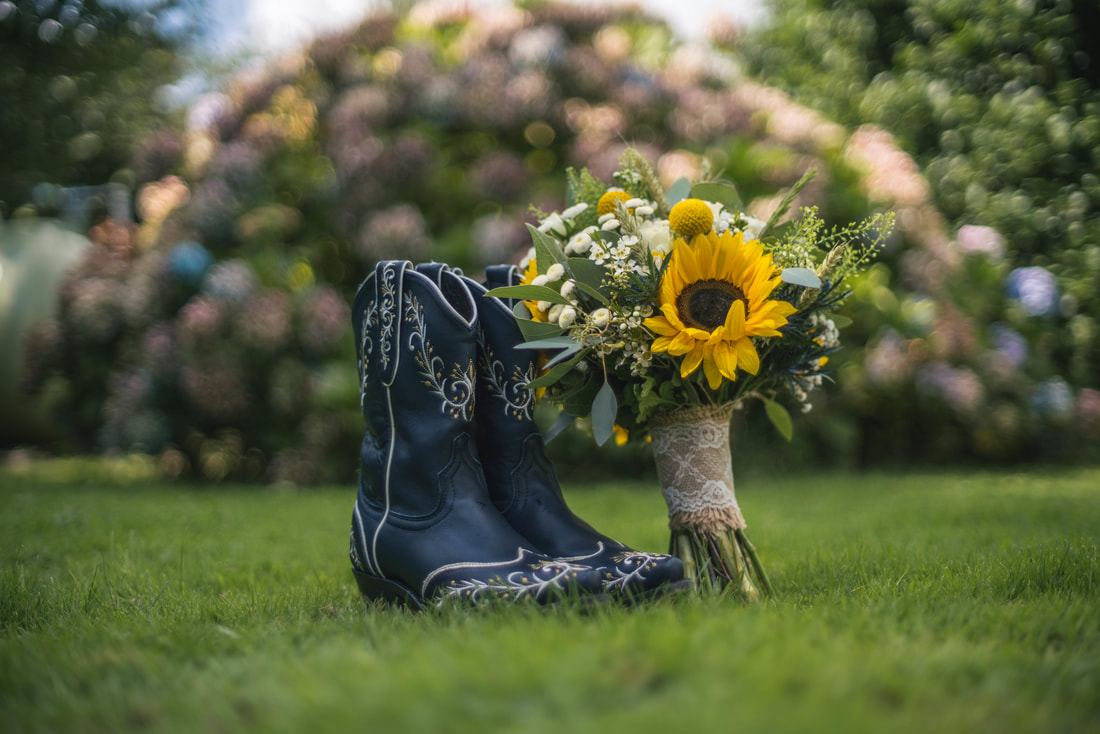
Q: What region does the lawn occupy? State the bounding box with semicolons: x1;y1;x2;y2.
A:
1;461;1098;734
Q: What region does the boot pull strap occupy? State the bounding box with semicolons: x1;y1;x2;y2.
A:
415;261;448;285
484;264;520;308
375;260;409;388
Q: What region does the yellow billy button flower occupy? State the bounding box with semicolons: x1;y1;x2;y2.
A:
643;230;798;390
668;198;714;238
597;190;631;217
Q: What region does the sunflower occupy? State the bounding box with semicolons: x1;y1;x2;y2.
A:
643;231;797;390
520;258;547;323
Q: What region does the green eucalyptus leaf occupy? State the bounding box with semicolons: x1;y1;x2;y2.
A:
516;319;563;341
528;223;567;268
543;411;575;444
690;182;743;212
515;336;576;351
572;280;610;306
763;398;793;442
561;372;599;417
542;344;583;369
780;268;822;288
485;285;571;305
567;257;611;291
666;177;691;206
591;380;618;447
526;351;586;389
826;313;853;328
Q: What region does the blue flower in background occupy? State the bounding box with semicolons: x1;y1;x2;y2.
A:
988;323;1028;369
1005;266;1058;317
1030;376;1074;421
167;241;214;286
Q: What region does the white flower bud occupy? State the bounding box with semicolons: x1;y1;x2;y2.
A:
560;280;577;301
561;202;588;220
532;274;549;287
545;263;565;282
601;218;621;231
548;304;565;324
591;308;611;328
624;198;647;209
557;306;577;328
536;300;551;313
538;212;567;237
634;205;654;217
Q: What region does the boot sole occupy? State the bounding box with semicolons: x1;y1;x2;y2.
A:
353;567;613;611
353;568;426;611
617;578;695;606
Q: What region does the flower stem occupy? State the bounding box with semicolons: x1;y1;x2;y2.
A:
734;527;773;597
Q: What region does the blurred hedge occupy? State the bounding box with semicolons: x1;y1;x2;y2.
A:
18;2;1099;483
735;0;1100;464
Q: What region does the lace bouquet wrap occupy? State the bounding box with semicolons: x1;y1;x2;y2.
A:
488;150;892;599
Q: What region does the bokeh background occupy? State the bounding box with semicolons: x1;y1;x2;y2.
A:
2;0;1098;484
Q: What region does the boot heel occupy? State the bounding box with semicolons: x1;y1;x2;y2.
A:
352;568;426;610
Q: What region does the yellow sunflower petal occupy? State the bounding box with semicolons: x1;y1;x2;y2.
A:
723;298;747;338
734;337;761;375
702;350;723;390
659;303;686;330
643;315;680;337
668;331;697;356
651;336;674;353
681;343;705;377
713;340;739;379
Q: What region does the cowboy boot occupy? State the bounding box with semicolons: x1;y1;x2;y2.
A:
418;262;690;601
349;261;607;608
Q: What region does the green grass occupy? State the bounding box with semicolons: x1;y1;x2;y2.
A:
1;463;1098;733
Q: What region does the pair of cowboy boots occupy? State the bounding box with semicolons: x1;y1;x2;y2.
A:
349;260;687;608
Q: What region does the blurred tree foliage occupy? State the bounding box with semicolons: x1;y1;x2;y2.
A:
743;0;1100;388
0;0;194;215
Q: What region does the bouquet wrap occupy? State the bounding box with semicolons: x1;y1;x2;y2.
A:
650;405;745;535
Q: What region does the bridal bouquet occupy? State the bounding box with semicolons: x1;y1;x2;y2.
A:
487;149;893;599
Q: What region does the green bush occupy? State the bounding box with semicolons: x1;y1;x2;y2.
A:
744;0;1099;383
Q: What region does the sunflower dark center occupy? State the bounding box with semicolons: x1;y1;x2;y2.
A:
677;279;747;330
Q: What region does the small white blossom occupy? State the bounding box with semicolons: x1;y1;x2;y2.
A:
560;280;577;302
537;212;567;237
548;304;565;323
591;308;611;328
536;300;551;313
600;218;621;231
567;231;593;255
635;205;654;217
532;274;549;287
624;198;648;209
545;263;565;282
557;306;577;328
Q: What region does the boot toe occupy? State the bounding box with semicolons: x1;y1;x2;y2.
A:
600;551;690;600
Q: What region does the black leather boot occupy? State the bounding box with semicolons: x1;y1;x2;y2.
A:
349;261;608;608
418;262;690;601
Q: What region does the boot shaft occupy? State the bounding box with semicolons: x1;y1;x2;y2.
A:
354;260;480;517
